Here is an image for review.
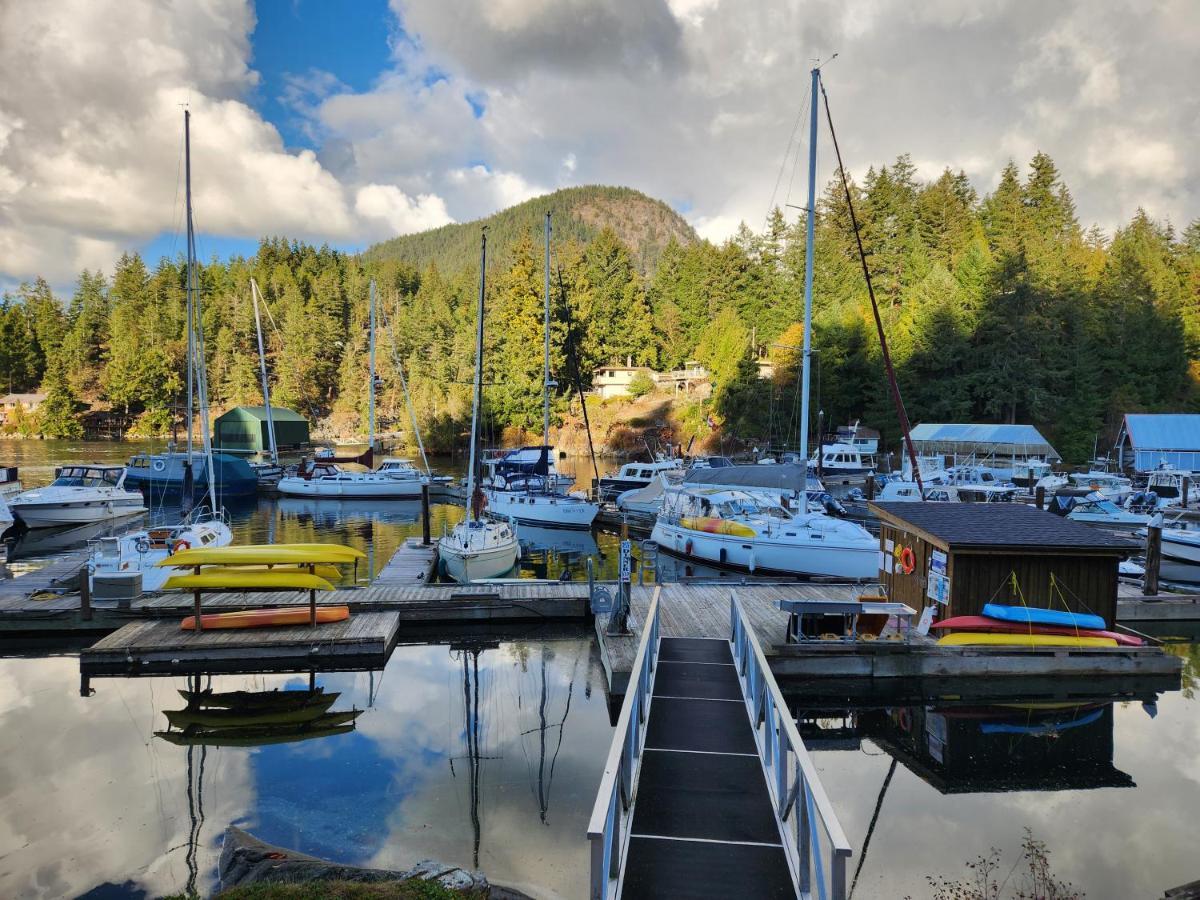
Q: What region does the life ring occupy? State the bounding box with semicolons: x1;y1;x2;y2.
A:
172;539;191;554
897;707;912;733
152;459;166;473
899;546;916;575
135;539;151;554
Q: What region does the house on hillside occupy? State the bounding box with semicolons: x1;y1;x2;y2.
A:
593;363;659;400
1116;414;1200;473
0;393;46;425
656;360;712;398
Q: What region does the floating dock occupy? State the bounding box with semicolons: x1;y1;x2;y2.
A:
595;584;1183;696
374;537;437;585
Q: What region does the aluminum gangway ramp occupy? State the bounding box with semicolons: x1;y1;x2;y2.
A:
589;588;851;899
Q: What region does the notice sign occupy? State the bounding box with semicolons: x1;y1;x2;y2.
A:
930;549;947;576
927;572;950;605
619;540;632;583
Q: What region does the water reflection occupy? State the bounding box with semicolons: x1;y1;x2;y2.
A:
0;635;608;899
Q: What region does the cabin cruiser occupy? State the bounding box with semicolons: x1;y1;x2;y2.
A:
1067;472;1132;504
88;509;232;598
10;465;147;528
124;449;258;500
598;456;685;502
277;458;429;499
1049;490;1151;529
876;473;962;502
1144;466;1191;508
1011;460;1054;488
812;442;875;476
651;488;877;580
945;466;1017;503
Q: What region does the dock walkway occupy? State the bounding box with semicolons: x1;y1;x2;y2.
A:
374;537;437;585
620;635;793;898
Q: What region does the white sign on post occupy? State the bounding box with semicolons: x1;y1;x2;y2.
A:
916;606;936;635
619;540;632;583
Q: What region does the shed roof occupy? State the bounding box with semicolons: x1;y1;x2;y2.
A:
216;405;308;423
869;502;1136;552
1121;414;1200;451
909;423;1058;458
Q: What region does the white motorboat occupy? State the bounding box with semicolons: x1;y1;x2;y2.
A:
616;471;681;516
876;475;962;502
1157;527;1200;566
812;441;875;476
651;488;877;580
945;466;1017;502
88;512;232;597
0;466;21;501
1012;459;1055;488
10;465;147;528
598;456;685;502
1066;471;1132;504
1049;490;1150;529
1145;466;1191;508
438;230;520;583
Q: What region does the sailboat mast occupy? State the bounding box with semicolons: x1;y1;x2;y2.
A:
250;278;277;463
368;279;376;454
184;109;194;461
465;233;487;523
542;212;552;454
798;66;819;472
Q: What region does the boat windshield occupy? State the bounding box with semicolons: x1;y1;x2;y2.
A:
53;467;121;488
717;499;760;517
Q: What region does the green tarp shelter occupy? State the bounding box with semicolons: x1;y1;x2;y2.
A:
214;406;309;453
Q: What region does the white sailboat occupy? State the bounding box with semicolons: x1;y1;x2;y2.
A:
9;465;146;528
440;231;521;583
483;213;598;530
277;279;431;500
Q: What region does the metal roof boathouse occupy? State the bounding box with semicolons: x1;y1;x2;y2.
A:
213;406;309;454
909;423;1060;462
1116;414;1200;473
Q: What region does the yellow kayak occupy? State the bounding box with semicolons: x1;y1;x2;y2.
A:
162;572;335;592
159;543;365;568
679;516;757;538
938;632;1117;649
218;564;343;580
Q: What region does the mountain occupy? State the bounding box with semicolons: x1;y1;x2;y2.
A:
363;185;697;274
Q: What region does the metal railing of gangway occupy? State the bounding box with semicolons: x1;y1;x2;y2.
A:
730;590;853;900
586;586;661;900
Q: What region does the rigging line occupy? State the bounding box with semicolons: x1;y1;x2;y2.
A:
819;79;925;495
765;93;811;232
848;757;897;899
782;97;811;221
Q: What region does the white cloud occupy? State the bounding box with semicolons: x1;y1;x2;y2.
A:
355;184;454;237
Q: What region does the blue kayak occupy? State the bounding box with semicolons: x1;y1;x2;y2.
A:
982;603;1106;632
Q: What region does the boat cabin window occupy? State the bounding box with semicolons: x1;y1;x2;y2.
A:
638;469;653;478
129;457;149;469
717;498;762;517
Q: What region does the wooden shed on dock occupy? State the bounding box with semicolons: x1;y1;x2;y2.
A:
869;502;1136;628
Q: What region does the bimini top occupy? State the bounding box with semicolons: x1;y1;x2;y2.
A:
1121;414;1200;451
909;423;1059;459
685;464;817;493
870;502;1135;553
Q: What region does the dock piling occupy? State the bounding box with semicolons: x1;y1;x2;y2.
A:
421;483;431;545
79;565;92;622
1144;521;1162;597
1035;485;1045;510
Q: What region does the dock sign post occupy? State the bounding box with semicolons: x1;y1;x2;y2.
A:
607;540;633;635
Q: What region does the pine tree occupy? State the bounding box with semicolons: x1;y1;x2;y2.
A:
37;351;83;438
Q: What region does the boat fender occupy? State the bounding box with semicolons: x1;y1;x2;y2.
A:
685;538;693;555
152;459;166;473
172;539;191;555
748;549;756;573
719;547;727;564
899;546;916;575
135;539;151;554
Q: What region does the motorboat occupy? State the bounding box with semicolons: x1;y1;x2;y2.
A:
88;510;233;597
438;230;520;583
812;441;875;476
0;466;21;500
946;466;1017;503
1048;490;1151;529
1145;466;1191;508
651;487;878;580
1011;459;1055;488
125;448;258;501
598;456;685;501
1066;471;1132;504
616;471;683;516
1155;526;1200;566
876;476;962;502
277;459;428;499
10;465;147;528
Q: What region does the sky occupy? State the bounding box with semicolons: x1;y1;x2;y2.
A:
0;0;1196;294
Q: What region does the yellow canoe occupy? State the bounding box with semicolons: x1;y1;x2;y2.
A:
163;572;335;592
159;543;365;568
938;632;1117;649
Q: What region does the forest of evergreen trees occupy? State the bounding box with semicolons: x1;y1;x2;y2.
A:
0;153;1196;463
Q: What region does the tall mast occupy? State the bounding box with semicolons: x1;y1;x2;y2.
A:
799;66;819;473
250;278;277;464
542;212;552;454
368;279;376;454
184;109;194;461
465;232;487;523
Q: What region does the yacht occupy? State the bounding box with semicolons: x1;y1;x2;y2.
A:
10;465;147;528
876;474;962;502
438;230;520;583
1011;459;1055;488
812;441;875;476
946;466;1017;503
598;456;684;502
1048;490;1150;529
651;487;877;580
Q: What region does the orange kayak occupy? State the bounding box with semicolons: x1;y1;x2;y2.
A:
181;605;350;631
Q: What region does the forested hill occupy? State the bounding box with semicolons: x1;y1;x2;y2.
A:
363;185;697;274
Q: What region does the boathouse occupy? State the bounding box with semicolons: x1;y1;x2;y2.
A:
1116;413;1200;473
870;502;1135;628
214;405;309;453
909;423;1059;466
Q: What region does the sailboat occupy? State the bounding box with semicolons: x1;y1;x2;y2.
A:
277;280;431;499
651;66;877;579
247;277;285;487
124;112;257;503
482;213;598;529
439;232;520;583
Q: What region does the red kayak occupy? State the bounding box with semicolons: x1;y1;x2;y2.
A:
929;615;1143;647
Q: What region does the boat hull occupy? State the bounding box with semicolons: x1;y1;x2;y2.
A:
650;521;877;580
180;605;350;630
276;476;425;499
483;490;598;529
1161;531;1200;565
937;632;1117;648
438;538;519;583
11;498;146;528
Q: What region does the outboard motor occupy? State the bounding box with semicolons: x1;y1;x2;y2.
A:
820;493;847;517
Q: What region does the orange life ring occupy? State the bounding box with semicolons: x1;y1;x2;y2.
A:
897;707;912;733
899;546;916;575
172;539;191;554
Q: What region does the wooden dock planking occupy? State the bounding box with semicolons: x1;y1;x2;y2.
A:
373;537;437;586
0;550;87;601
79;611;400;674
595;583;1184;695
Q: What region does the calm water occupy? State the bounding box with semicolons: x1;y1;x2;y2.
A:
4;441;1200;898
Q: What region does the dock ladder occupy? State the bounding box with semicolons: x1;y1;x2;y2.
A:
588;588;851;898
